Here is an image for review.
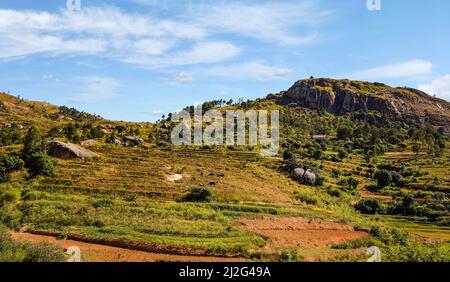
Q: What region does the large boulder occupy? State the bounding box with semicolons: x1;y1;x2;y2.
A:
47;141;99;160
123;136;144;147
291;168;316;184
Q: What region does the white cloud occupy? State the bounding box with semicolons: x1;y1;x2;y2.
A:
193;2;330;45
0;7;225;67
125;41;241;68
0;2;330;67
41;74;60;82
70;76;120;103
209;61;293;81
418;74;450;101
173;72;193;83
350;60;433;80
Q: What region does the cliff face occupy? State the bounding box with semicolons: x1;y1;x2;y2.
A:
276;78;450;132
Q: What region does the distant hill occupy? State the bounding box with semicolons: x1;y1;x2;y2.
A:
270;78;450;133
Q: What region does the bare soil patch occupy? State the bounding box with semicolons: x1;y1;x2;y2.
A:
11;232;246;262
238;217;368;251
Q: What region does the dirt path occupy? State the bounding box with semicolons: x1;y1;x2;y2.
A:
238;217;368;251
11;232;246;262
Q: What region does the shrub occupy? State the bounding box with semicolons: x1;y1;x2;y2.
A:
295;190;319;205
337;126;353;140
278;249;302;262
383;242;450;262
332;237;380;250
373;170;392;188
355;199;383;215
27;152;54;177
347;177;360;191
0;155;24;182
337;148;348;160
0;190;20;205
370;227;410;245
0;225;64;262
180;187;212;203
331;168;342;178
22;241;65;262
92;198;114;208
327;188;342;198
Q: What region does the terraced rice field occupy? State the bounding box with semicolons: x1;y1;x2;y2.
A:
34;146;303;204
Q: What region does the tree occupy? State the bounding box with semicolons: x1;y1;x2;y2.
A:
374;170;392;188
27;152;54;177
23;125;45;161
355;199;383;215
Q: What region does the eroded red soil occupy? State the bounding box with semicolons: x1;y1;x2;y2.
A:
11;232;246;262
238;217;368;251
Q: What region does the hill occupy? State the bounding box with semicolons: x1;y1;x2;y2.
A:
273;78;450;133
1;79;450;262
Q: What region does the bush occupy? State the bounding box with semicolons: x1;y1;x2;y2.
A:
373;170;392;188
180;187;212;203
332;237;380;250
383;242;450;262
331;168;342;178
26;152;54;177
22;241;64;262
0;225;64;262
92;198;114;208
370;227;410;245
0;155;24;182
0;190;20;205
327;188;342;198
337;126;353;140
295;190;319;205
355;199;383;215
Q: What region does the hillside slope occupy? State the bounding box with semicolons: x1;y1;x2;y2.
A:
1;79;450;262
273;78;450;133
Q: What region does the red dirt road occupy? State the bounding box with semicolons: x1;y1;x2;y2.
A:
11;232;246;262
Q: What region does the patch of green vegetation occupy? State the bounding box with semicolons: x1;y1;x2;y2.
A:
0;224;64;262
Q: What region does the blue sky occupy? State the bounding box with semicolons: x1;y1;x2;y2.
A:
0;0;449;121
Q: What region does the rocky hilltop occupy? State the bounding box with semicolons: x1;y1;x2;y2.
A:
273;78;450;133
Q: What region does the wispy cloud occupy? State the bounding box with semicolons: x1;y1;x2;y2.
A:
0;7;218;66
70;76;120;103
192;2;330;45
125;41;241;68
209;61;293;81
173;72;194;83
350;60;433;80
0;1;330;68
41;74;61;83
418;74;450;101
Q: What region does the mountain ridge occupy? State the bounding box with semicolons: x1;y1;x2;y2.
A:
269;78;450;133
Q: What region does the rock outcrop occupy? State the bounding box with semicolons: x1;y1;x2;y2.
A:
278;78;450;133
291;168;316;184
123;136;144;147
47;141;99;160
